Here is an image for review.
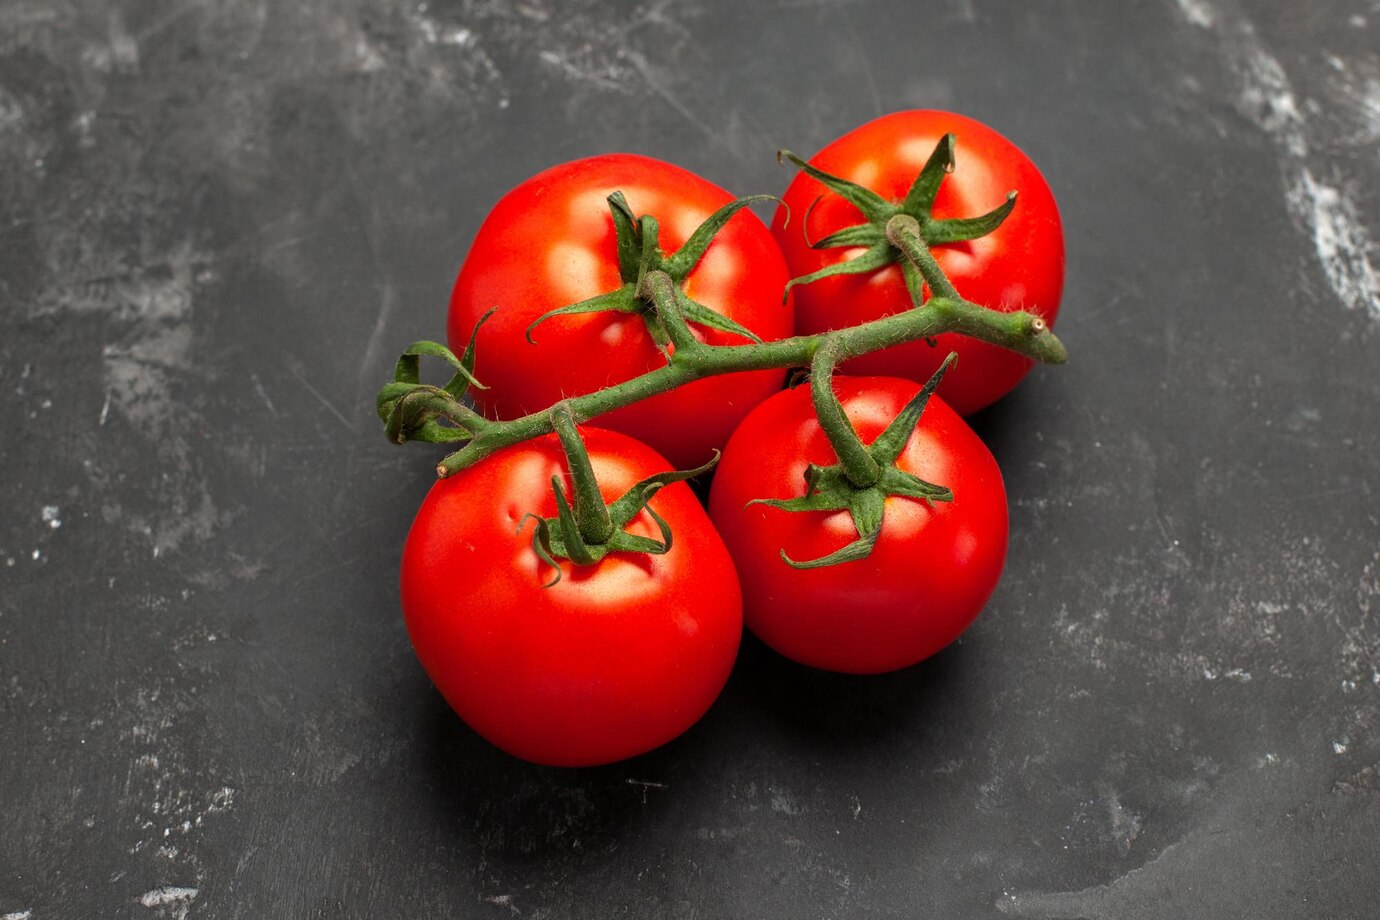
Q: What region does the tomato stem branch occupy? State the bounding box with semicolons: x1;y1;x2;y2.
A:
810;339;880;488
640;270;702;357
425;271;1065;478
550;403;615;544
885;214;960;302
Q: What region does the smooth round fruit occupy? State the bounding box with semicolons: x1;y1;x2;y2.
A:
402;428;743;766
773;111;1064;415
450;154;794;468
709;377;1008;674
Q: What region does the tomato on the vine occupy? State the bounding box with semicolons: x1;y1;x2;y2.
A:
401;428;743;766
449;154;794;469
772;110;1064;415
708;376;1008;674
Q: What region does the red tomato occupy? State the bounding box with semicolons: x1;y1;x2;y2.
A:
450;155;794;468
772;111;1064;415
708;377;1007;674
401;428;742;766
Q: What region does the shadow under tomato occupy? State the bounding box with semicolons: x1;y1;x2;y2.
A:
963;380;1033;469
417;684;694;864
725;627;986;754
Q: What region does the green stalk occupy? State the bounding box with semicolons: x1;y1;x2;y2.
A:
549;403;615;545
430;266;1065;478
885;214;960;301
809;338;879;488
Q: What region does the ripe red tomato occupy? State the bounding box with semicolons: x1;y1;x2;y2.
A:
708;377;1007;674
772;111;1064;415
449;154;794;469
401;428;742;766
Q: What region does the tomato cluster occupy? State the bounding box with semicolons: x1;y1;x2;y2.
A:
392;111;1065;766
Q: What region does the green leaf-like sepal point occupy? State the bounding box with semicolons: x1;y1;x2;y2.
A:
375;310;493;445
519;419;720;586
748;355;957;569
778;135;1019;303
523;192;774;348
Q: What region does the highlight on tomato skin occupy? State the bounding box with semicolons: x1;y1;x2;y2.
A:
448;153;796;470
399;427;744;767
707;376;1009;675
772;110;1065;416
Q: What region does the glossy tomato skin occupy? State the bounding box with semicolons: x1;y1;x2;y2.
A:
772;111;1064;416
450;155;794;469
401;428;743;766
708;378;1007;674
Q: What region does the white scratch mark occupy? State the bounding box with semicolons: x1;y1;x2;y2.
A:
250;372;279;417
1173;0;1216;29
627;777;667;804
99;390;111;425
624;49;718;140
1292;171;1380;320
356;284;398;401
290;365;354;431
1176;1;1380;321
137;887;198;920
769;787;804;815
483;894;521;915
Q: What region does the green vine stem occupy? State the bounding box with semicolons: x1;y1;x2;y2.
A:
517;402;721;584
377;224;1065;479
809;338;881;488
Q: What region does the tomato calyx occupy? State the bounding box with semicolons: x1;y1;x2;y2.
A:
520;403;719;586
778;135;1017;305
748;352;956;569
377;310;493;446
524;191;774;353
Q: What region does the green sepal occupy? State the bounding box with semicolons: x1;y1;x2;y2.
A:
608;191;643;283
532;189;772;360
606;451;719;528
900;133;955;215
779;134;1019;305
380;386;471;445
389;338;484;398
634;214;661;292
869;352;956;465
680;293;763;344
924;191;1017;244
663;195;779;280
550;477;599;566
749;491;842;515
376;311;492;444
777;150;892;224
783;242;894;300
877;465;951;506
746;359;959;569
523;448;719;586
781;526;881;570
810;222;887;251
525;287;639;344
518;514;563;588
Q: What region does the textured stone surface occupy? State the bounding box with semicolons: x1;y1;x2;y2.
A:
1;0;1377;917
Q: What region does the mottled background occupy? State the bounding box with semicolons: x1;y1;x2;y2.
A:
2;0;1378;917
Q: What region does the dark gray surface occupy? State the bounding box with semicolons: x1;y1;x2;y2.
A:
3;0;1378;917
